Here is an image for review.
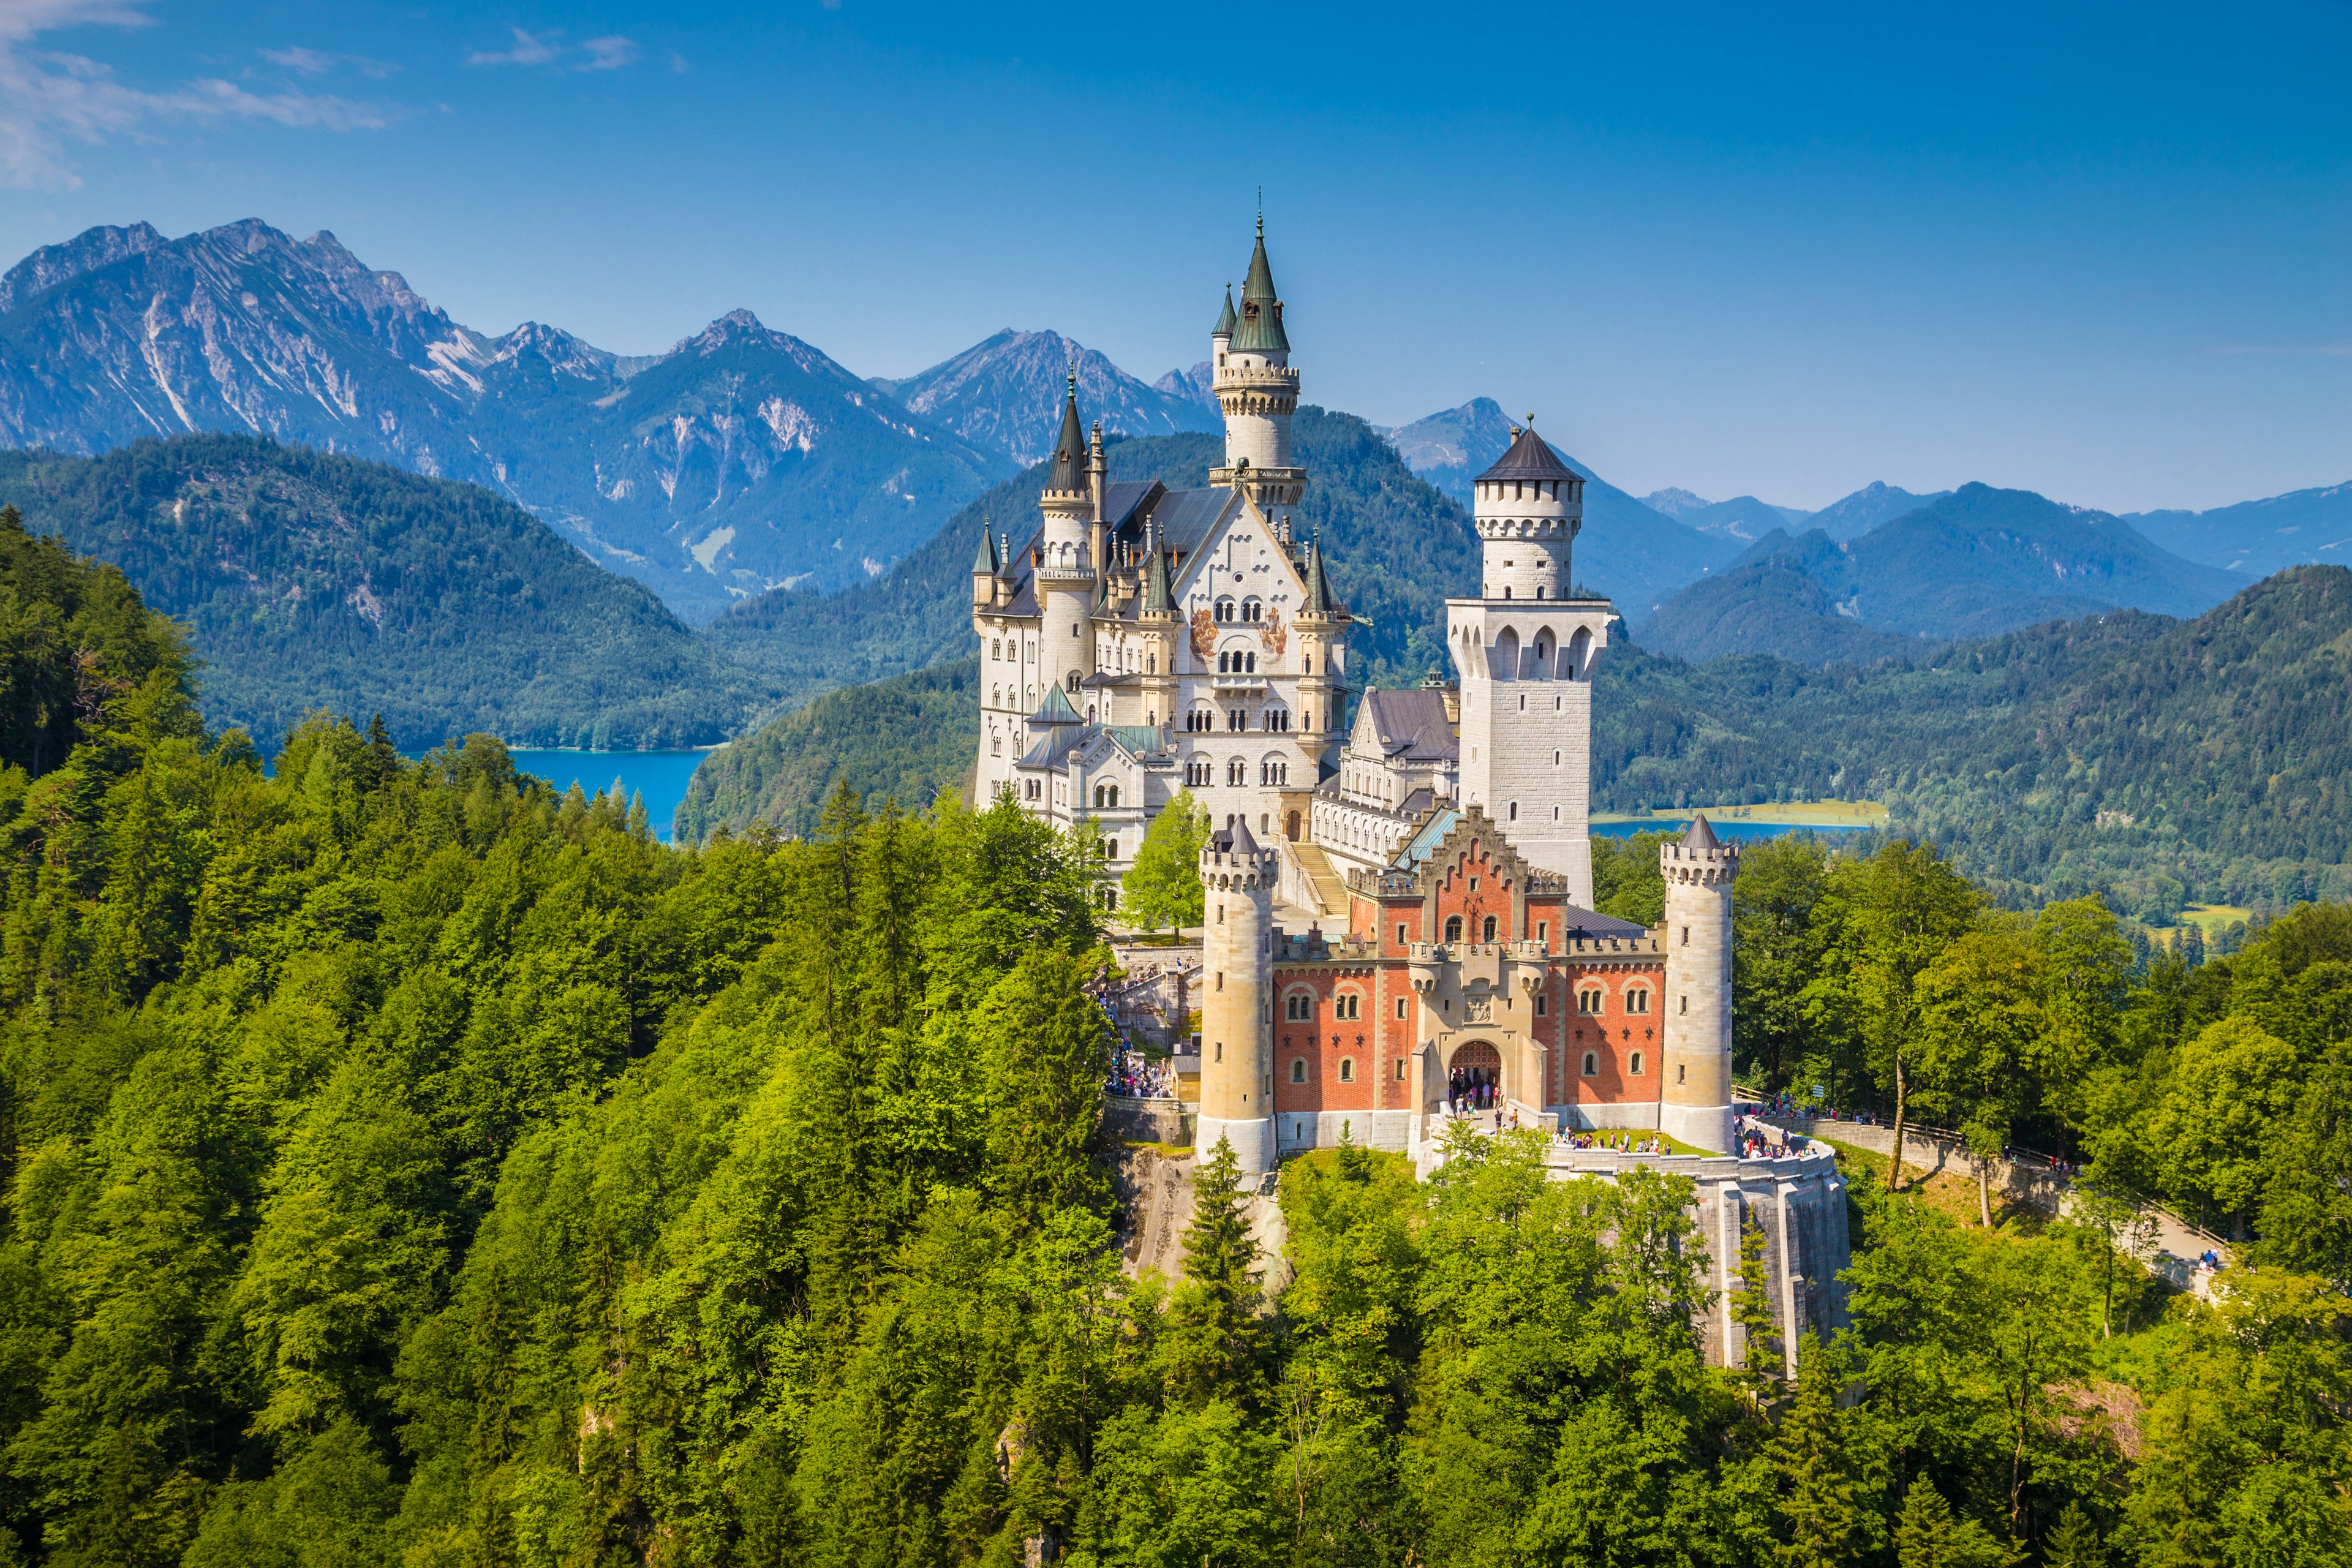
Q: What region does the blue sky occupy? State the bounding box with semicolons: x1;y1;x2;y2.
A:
0;0;2343;513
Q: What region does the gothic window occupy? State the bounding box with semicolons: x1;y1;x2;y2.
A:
1444;916;1464;943
991;737;1001;756
1290;1058;1307;1084
1338;1058;1355;1084
1626;989;1651;1016
1481;915;1498;941
1335;993;1360;1020
991;639;1001;660
1286;993;1311;1021
1578;987;1604;1014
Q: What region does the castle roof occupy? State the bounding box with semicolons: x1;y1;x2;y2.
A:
1681;813;1721;851
1046;380;1088;494
971;518;998;575
1230;222;1289;355
1308;533;1345;620
1474;422;1580;484
1358;688;1458;763
1212;817;1261;857
1029;684;1082;727
1213;284;1237;339
1139;531;1175;612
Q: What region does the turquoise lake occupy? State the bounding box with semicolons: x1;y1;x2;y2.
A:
1591;818;1869;843
504;750;710;843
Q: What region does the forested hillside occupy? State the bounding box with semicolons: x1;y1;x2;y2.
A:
0;534;2340;1561
0;435;746;750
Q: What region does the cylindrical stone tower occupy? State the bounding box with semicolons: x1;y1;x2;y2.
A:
1211;217;1305;516
1473;418;1583;601
1660;814;1739;1152
1196;818;1277;1175
1036;379;1097;704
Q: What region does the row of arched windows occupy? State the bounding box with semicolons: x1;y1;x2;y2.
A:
1212;598;1267;624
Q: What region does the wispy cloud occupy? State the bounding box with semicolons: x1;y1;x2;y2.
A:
0;0;389;189
466;26;642;73
262;45;396;80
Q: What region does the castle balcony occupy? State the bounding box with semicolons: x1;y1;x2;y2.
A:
1210;673;1268;695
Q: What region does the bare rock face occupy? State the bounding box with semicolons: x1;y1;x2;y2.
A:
1104;1143;1292;1295
880;329;1219;468
0;221;1008;620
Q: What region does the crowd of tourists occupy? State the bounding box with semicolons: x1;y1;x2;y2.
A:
1448;1064;1499;1110
1106;1047;1175;1101
1556;1130;1668;1154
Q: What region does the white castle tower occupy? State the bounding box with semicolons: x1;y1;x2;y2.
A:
1660;815;1739;1152
1196;820;1277;1174
1449;419;1614;908
1208;215;1305;522
1035;377;1098;704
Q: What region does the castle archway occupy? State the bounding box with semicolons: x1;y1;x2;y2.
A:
1447;1039;1506;1109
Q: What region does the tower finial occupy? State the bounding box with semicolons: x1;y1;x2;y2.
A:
1256;187;1263;237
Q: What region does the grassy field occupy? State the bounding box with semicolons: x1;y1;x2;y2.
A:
1591;799;1888;829
2177;903;2252;938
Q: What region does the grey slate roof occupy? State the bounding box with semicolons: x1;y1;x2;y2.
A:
1300;535;1341;617
1360;688;1458;763
1144;486;1237;560
1046;386;1088;492
1683;813;1720;851
1474;423;1580;484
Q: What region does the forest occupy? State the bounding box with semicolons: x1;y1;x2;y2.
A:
0;525;2342;1565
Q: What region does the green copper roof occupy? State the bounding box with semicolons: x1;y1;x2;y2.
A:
1230;225;1289;354
1213;285;1237;338
1031;684;1082;726
1046;379;1087;493
971;518;998;575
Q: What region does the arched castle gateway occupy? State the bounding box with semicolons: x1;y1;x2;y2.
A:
976;219;1850;1355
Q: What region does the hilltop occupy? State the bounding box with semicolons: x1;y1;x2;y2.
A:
0;435;745;750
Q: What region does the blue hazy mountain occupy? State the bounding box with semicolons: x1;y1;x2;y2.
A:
870;329;1221;467
0;219;1008;622
1804;480;1952;541
2124;481;2352;579
1382;397;1741;614
1638;483;2252;664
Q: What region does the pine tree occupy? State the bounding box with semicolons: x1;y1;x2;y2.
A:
2044;1502;2105;1568
1730;1206;1782;1402
1165;1135;1264;1409
1895;1478;2015;1568
1768;1333;1868;1568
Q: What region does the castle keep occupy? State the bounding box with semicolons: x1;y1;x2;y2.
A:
973;222;1796;1186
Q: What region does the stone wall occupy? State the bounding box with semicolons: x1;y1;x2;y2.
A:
1102;1095;1191;1147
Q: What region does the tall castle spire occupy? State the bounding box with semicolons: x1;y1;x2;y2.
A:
1211;212;1303;513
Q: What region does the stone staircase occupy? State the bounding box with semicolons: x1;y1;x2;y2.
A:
1280;839;1351;919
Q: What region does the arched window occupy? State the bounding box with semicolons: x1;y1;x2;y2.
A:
1627;989;1651;1016
1581;1051;1598;1076
1215;598;1235;624
1578;987;1604;1014
1290;1058;1308;1084
1246;652;1257;673
1227;758;1246;786
991;639;1001;660
1481;915;1498;941
1243;597;1262;622
1508;800;1518;820
1335;992;1360;1020
1494;626;1520;681
1066;671;1081;692
1338;1058;1355;1084
1444;916;1464;943
1629;1051;1645;1075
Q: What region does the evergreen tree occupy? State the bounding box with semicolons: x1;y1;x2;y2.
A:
1165;1135;1264;1409
1768;1333;1871;1568
2044;1501;2106;1568
1896;1478;2016;1568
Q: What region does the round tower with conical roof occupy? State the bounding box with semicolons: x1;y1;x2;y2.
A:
1196;818;1278;1175
1660;815;1739;1152
1474;417;1583;600
1210;216;1306;516
1036;375;1099;706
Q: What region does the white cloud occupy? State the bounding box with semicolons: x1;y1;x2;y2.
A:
465;26;559;68
466;26;641;74
578;35;637;72
262;44;395;80
0;0;390;189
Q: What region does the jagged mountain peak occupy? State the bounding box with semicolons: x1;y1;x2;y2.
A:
875;327;1219;466
0;221;167;315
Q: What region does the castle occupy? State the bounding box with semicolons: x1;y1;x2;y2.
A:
971;222;1752;1172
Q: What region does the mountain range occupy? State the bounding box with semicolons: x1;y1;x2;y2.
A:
1636;484;2252;665
870;329;1219;465
2124;482;2352;580
0;219;1010;620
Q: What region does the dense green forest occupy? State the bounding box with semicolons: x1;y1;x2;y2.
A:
0;544;2342;1565
0;435;748;750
